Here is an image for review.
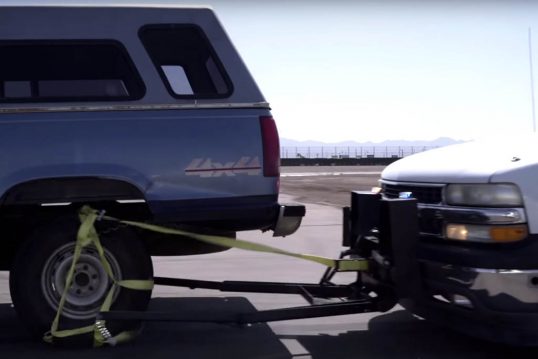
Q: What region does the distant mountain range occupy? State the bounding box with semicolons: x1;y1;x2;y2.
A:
280;137;466;148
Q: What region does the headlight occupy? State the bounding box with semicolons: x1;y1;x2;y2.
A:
445;184;523;207
446;223;528;243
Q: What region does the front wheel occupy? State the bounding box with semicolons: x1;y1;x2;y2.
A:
9;216;153;346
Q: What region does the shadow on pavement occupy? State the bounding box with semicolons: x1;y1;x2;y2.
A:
2;298;538;358
284;310;538;359
0;297;290;359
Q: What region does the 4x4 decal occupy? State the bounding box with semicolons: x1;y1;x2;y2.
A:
185;157;261;177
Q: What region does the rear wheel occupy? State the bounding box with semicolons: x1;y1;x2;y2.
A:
9;216;153;346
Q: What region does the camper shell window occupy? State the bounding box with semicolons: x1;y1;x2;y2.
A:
0;40;145;103
139;25;233;99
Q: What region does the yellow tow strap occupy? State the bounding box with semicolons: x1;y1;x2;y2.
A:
45;205;369;346
43;209;154;347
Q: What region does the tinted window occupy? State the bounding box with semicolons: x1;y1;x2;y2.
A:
0;41;145;102
140;25;232;99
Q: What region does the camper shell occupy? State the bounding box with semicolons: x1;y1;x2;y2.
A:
0;4;302;247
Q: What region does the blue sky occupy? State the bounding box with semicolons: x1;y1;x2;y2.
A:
4;0;538;143
210;1;538;142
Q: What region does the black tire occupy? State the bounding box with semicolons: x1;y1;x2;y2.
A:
9;216;153;346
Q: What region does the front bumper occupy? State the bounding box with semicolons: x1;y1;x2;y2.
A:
401;259;538;345
351;192;538;346
403;203;538;344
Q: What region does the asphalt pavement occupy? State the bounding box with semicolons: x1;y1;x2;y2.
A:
1;170;537;358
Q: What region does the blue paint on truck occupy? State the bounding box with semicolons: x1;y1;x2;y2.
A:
1;4;305;341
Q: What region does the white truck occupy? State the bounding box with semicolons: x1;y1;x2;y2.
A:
379;136;538;345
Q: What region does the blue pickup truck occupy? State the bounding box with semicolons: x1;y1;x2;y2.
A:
0;4;304;343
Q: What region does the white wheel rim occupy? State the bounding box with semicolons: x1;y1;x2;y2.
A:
41;242;122;320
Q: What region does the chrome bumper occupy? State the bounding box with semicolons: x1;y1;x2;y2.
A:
421;260;538;311
272;204;305;237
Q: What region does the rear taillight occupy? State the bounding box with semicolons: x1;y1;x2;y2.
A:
260;116;280;177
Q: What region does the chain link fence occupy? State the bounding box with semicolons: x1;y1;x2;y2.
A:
280;146;438;159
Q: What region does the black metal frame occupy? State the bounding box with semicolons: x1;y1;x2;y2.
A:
98;192;418;326
100;277;379;325
153;277;354;300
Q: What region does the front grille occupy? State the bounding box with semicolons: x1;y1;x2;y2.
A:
418;207;444;236
382;183;444;204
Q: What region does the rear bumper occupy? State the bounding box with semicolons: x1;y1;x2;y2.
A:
271;203;305;237
148;195;305;235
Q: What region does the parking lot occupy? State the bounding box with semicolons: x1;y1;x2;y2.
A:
0;167;534;358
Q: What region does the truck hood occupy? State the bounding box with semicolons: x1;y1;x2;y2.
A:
382;136;538;184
